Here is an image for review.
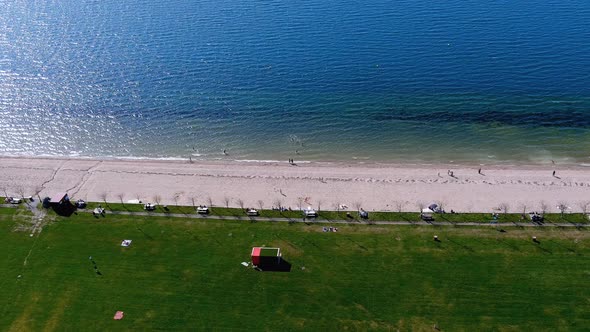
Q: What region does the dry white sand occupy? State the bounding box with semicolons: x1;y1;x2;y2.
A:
0;157;589;213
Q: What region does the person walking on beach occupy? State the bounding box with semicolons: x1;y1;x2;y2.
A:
553;170;556;177
478;168;482;175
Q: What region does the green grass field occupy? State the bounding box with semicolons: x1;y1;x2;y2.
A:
1;209;589;331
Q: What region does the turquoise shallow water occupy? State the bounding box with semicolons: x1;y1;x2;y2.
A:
0;0;589;164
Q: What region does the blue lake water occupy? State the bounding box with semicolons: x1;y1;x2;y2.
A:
0;0;589;164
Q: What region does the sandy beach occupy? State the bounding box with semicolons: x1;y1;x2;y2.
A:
0;156;589;213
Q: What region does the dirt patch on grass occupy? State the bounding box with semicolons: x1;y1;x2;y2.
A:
339;319;397;331
43;291;74;332
394;317;438;332
9;293;41;332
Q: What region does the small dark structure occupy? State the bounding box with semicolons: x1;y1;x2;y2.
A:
48;193;75;216
529;212;544;223
359;209;369;219
42;197;51;209
49;193;69;206
251;247;291;272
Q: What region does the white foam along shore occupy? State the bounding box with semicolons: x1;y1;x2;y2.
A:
0;156;589;213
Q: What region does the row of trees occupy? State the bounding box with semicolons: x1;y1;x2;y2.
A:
493;201;590;216
3;184;589;215
99;192;590;216
0;185;44;201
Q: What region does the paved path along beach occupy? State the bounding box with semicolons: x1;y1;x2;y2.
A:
82;209;588;228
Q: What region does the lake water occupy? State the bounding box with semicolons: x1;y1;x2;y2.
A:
1;0;589;165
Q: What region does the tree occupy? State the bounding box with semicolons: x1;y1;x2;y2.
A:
518;203;527;216
257;200;264;210
394;201;404;213
333;201;341;216
273;198;283;210
578;201;590;215
16;186;26;199
498;203;510;215
223;196;231;208
436;200;446;212
316;199;323;212
100;192;108;204
153;195;162;206
416;201;425;213
191;196;197;208
557;201;568;218
207;196;214;207
117;193;125;204
236;198;244;210
173;193;180;206
353;201;362;213
34;186;43;201
297;197;304;211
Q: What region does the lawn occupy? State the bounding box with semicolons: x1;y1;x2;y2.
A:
1;210;589;331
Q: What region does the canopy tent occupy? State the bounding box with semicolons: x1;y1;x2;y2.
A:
251;247;281;266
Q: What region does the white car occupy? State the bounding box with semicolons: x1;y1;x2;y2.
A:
196;206;209;214
7;197;22;204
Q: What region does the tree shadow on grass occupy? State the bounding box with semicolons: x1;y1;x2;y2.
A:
496;238;521;252
135;225;154;240
302;236;320;249
437;214;456;225
531;242;552;255
446;238;474;252
345;236;368;251
546;239;579;255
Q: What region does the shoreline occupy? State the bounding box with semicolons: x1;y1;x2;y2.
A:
1;156;589;213
0;154;587;170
